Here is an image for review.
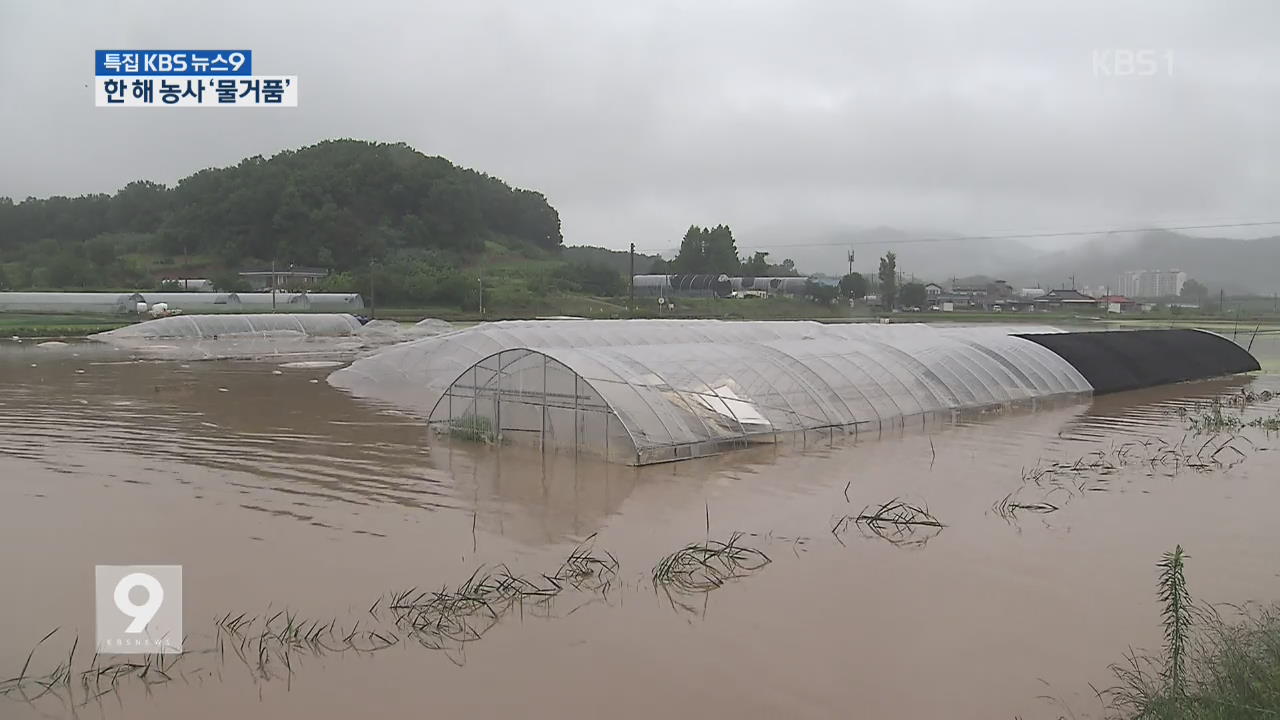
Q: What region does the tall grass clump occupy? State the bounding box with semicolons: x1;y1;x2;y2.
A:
1108;545;1280;719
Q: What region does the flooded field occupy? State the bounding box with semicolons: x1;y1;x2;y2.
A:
2;333;1279;719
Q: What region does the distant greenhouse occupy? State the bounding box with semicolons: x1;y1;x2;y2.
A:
632;275;811;298
232;292;365;312
632;274;731;298
140;293;241;311
728;276;810;295
0;292;146;314
93;313;364;341
0;291;364;315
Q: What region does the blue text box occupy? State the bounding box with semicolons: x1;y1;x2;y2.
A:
95;50;253;76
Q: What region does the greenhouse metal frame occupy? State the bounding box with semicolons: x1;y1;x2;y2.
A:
412;320;1091;465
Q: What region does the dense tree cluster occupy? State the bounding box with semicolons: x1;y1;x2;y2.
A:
664;225;798;277
0;140;562;289
670;225;740;274
838;272;868;299
899;281;927;309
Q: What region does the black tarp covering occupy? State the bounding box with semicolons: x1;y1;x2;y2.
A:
1019;329;1260;395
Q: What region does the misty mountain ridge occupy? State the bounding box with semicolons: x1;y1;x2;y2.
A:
732;224;1280;296
1016;231;1280;296
732;224;1040;285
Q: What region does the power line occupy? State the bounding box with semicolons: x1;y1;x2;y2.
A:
632;219;1280;254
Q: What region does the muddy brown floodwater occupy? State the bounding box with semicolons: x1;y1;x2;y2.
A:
2;338;1279;719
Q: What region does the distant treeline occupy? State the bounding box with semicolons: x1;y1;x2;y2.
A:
0;139;562;290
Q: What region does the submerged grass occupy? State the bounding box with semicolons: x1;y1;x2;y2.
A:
833;497;945;547
996;435;1257;526
2;535;620;705
1178;392;1280;435
652;532;771;594
992;489;1062;521
1106;545;1280;719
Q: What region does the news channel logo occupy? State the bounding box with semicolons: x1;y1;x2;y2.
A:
1092;49;1175;77
93;50;297;107
95;565;183;654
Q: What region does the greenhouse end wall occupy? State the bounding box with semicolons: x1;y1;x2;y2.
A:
430;349;640;464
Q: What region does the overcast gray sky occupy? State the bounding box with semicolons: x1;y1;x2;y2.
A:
2;0;1278;271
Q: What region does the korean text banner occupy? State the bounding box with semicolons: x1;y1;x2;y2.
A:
95;50;252;76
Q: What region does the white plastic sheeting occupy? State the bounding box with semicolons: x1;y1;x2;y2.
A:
0;292;146;314
138;293;240;310
232;293;364;311
331;320;1088;464
0;291;363;314
93;313;364;340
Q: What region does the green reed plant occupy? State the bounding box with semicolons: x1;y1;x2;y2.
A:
1108;545;1280;719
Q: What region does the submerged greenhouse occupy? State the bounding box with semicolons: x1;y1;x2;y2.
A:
331;320;1259;465
93;313;364;341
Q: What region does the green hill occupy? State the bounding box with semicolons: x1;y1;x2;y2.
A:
0;139;562;289
561;245;660;278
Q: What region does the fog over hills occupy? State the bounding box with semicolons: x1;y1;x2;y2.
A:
1016;231;1280;295
726;225;1280;295
727;225;1043;282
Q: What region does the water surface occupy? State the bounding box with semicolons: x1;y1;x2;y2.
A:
2;340;1278;719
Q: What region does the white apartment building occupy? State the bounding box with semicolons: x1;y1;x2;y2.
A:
1118;269;1187;298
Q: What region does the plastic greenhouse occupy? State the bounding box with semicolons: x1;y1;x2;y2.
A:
93;313;364;341
332;320;1092;465
0;292;147;314
0;291;364;314
728;276;810;294
140;293;241;310
231;293;365;312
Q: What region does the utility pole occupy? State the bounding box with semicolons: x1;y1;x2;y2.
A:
1069;274;1076;290
1219;288;1225;315
271;258;277;311
629;242;635;313
847;249;855;277
478;270;485;317
368;260;376;319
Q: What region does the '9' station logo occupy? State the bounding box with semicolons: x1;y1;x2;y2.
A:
95;565;183;654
